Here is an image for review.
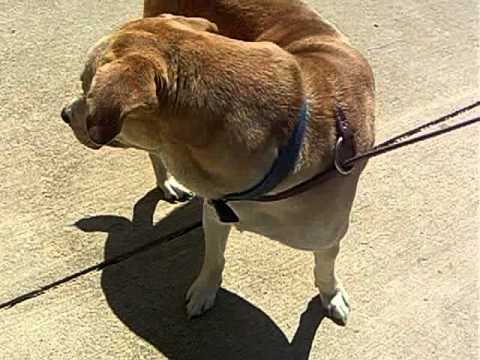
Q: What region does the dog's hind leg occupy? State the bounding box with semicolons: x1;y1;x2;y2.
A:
314;244;350;326
186;200;231;318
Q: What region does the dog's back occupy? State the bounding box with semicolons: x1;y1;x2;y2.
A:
144;0;339;42
144;0;375;156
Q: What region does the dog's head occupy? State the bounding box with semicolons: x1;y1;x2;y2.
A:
61;14;218;150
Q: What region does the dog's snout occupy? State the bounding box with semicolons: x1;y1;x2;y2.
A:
61;107;71;124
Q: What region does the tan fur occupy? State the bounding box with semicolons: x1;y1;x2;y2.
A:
62;1;375;324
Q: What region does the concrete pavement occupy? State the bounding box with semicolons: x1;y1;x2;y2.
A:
0;0;478;359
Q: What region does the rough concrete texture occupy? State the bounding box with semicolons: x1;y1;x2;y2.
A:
0;0;478;359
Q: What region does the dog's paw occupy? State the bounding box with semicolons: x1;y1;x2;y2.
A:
159;179;193;203
320;288;350;326
185;277;220;319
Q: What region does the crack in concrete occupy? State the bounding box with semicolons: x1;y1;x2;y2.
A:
0;221;202;310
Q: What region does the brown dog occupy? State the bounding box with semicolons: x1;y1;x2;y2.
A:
61;0;374;325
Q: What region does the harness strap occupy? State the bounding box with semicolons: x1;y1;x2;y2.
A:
208;99;310;223
209;103;356;223
209;100;480;222
209;199;241;223
256;105;356;202
223;100;309;201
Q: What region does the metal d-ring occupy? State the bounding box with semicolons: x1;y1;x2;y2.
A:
334;137;354;176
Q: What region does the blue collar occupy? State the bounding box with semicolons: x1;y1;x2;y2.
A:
210;99;309;222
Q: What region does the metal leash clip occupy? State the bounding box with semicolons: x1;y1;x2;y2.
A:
334;136;354;176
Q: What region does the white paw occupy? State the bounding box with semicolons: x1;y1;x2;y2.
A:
159;178;193;203
320;288;350;326
185;277;220;319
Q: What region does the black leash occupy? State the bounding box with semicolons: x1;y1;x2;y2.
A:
252;100;480;204
212;100;480;221
343;100;480;167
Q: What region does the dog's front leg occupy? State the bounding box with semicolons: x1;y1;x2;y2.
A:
186;200;231;318
149;153;192;203
314;244;350;326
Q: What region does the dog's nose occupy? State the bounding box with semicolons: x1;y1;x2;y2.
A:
61;107;71;124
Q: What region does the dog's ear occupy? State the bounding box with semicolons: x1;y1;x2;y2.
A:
167;15;219;34
86;55;165;145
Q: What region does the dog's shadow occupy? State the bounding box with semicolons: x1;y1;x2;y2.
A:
76;188;326;360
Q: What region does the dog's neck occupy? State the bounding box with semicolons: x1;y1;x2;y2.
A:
153;30;305;151
143;30;307;197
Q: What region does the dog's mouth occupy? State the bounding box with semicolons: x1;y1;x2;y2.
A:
62;98;104;150
83;141;103;150
68;120;103;150
107;140;130;148
72;123;128;150
77;135;103;150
